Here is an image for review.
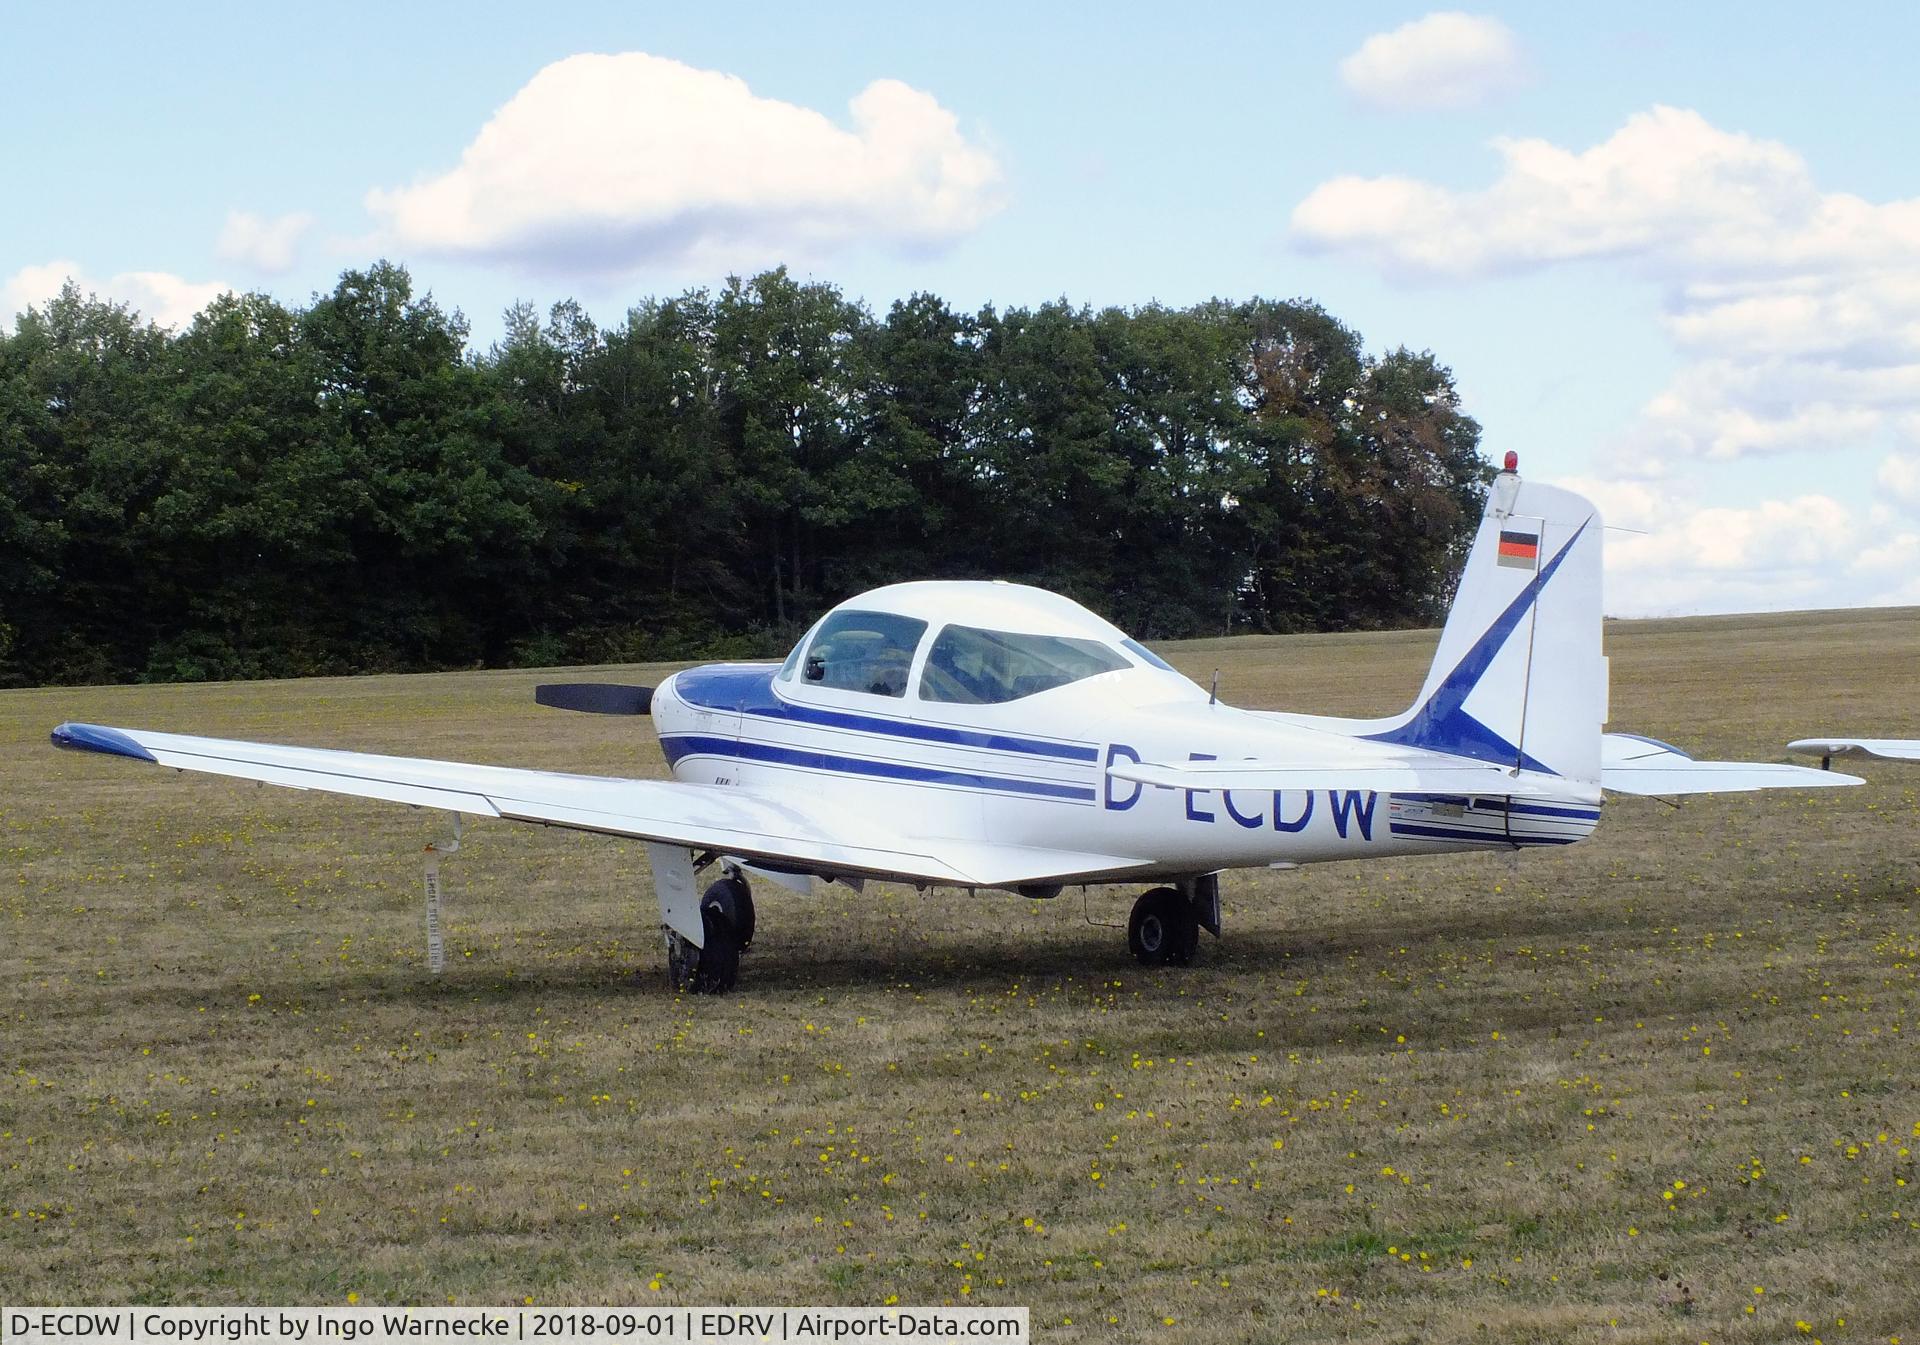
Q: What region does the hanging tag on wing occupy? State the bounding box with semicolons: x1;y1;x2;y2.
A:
421;813;463;975
424;848;446;974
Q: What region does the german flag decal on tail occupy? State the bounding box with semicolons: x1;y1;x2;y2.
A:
1497;526;1541;570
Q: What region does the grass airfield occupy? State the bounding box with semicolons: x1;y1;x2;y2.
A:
3;608;1917;1343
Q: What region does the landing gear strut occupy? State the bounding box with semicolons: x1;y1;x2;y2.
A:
1127;875;1219;967
670;868;757;994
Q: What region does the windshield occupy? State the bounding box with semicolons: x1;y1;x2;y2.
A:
919;624;1129;704
801;610;927;697
776;620;821;682
1122;638;1176;672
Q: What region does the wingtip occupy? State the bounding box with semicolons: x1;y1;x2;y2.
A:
50;722;158;763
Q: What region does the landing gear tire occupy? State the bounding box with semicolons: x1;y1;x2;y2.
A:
688;906;741;994
673;873;752;994
701;875;756;951
1129;886;1198;966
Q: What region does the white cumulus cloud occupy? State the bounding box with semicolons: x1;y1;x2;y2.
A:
1293;106;1920;466
1638;365;1885;461
1880;444;1920;515
365;52;1005;276
4;260;230;330
1338;12;1527;111
216;210;314;274
1553;473;1920;615
1292;107;1826;279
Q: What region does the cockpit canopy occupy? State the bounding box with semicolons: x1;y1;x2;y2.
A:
775;581;1181;706
920;624;1127;703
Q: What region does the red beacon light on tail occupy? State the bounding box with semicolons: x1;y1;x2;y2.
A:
1503;451;1519;472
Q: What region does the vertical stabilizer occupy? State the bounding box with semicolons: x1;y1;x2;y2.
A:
1368;465;1604;785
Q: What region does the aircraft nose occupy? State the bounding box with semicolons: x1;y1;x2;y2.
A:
651;673;682;724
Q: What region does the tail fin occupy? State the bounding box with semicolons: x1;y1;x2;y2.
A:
1367;466;1604;785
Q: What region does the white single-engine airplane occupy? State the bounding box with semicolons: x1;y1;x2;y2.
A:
51;461;1860;992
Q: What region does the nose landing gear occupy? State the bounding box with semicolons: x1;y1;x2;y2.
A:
1126;875;1220;966
668;867;758;994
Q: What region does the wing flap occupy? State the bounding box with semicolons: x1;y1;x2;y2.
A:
920;843;1151;888
51;722;1144;888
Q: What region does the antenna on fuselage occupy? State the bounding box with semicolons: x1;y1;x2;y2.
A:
1209;669;1219;706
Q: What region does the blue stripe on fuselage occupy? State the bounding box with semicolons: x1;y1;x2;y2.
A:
1387;821;1577;847
660;733;1097;802
670;665;1100;762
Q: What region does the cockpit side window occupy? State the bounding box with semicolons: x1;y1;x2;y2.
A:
800;610;927;698
918;625;1129;704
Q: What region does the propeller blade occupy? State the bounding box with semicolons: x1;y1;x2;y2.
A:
534;682;653;715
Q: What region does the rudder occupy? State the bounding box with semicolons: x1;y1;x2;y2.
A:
1368;464;1604;786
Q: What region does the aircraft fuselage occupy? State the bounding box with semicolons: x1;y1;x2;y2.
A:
652;662;1599;887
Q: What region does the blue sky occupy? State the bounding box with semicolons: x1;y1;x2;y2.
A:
9;2;1920;615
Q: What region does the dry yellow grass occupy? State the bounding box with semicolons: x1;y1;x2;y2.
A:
3;608;1917;1344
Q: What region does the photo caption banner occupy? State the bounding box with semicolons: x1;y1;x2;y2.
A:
2;1309;1029;1345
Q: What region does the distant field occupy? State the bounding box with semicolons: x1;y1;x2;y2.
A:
3;608;1917;1343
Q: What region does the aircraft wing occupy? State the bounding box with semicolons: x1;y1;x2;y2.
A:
1602;732;1862;795
49;723;1147;889
1787;737;1920;764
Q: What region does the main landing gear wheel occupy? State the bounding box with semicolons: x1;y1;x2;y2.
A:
1128;886;1198;966
676;874;753;995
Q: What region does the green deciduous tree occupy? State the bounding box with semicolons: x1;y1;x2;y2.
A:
0;265;1489;687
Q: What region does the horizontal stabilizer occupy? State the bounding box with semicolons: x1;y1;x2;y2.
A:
536;682;653;715
1107;756;1596;803
1602;733;1861;795
1788;737;1920;764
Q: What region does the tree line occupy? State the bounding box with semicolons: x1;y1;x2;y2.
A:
0;262;1490;687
